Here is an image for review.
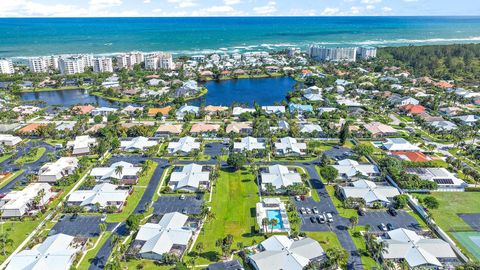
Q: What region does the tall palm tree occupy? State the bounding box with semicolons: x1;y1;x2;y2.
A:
114;165;124;178
270;218;278;233
261;217;269;233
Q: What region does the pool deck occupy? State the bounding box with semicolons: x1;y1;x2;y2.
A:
256;198;291;233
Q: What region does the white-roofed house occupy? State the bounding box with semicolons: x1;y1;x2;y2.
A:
176;105;199;119
168;164;210;192
167;136;200;154
67;183;130;211
261;165;303;192
90;161;142;185
379;228;458;268
302;86;323;101
233;137;266;152
405;167;467;190
261;106;285;114
91;107;117;116
67;135;97;155
299;123;323;134
274;137;307;156
453;115;480;126
0;134;22;146
38;157;79;183
381;138;421;152
0;183;55;218
332;159;380;180
429;120;458;131
232;107;255;116
339;180;400;207
248;235;324;270
6;233;81;270
120;136;158;151
132;212;193;261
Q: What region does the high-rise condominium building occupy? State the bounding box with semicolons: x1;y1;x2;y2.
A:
92;57;114;73
116;51;145;69
308;46;357;62
357;47;377;60
144;52;174;70
0;59;14;74
59;56;85;75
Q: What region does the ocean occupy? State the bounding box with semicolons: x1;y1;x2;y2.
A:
1;16;480;57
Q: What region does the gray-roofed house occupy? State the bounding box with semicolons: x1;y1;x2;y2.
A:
274;137;307;156
207;260;244;270
248;235;324;270
340;179;400;207
261;165;302;192
169;164;210;192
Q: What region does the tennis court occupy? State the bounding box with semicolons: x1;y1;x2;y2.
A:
452;231;480;260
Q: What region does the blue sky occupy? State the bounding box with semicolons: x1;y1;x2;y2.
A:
0;0;479;17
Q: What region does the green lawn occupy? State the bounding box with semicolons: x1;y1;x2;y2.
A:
325;185;358;219
77;231;112;270
122;260;174;270
189;168;265;265
106;161;157;223
0;153;12;164
14;147;46;164
349;227;377;269
305;232;343;250
414;192;480;261
0;219;40;262
44;139;66;146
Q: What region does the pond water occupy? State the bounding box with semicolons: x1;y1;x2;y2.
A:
19;77;298;107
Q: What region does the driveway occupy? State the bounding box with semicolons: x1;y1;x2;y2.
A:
50;215;117;238
204;142;226;157
153;195;203;215
0;141;55;193
358;210;422;232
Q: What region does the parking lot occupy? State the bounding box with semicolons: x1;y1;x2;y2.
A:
204;142;226;157
294;197;339;232
152;195;203;215
358;210;422;232
459;213;480;231
50;215;116;237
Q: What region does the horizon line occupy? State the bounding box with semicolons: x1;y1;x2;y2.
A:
1;15;480;19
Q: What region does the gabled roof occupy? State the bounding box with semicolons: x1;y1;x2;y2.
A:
261;164;302;189
68;183;129;207
341;180;400;204
167;136;200;153
120;136;158;150
275;137;307;155
169;164;210;190
233;136;265;151
382;138;421;152
90;161;141;180
332;159;379;178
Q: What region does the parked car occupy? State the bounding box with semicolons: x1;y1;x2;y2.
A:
70;213;78;221
306;208;312;215
310;216;317;223
295;195;301;201
58;215;65;222
182;208;188;214
300;207;306;214
317;215;326;224
379;223;388;231
387;207;398;216
358;207;366;216
101;213;107;222
387;223;395;231
326;213;333;223
312;207;319;214
180;194;186;200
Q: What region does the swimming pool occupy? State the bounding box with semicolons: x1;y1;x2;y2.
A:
267;210;284;229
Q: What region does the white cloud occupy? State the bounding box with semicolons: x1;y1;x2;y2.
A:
89;0;122;10
288;8;317;16
321;7;340;16
366;5;375;10
382;6;393;12
253;1;277;15
167;0;197;8
0;1;85;17
143;0;151;3
361;0;381;3
350;6;362;14
224;0;242;5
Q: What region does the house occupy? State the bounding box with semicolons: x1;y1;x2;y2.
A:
400;104;426;115
381;138;421;152
167;136;200;154
397;97;419;106
173;80;201;98
0;134;22;146
453;115;480;126
429;120;458;131
207;260;244;270
363;122;398;137
134;212;193;261
226;122;252;134
340;180;400;207
176;105;199;119
232;107;255;116
67;135;97;155
67;183;129;211
90;161;142;185
299;123;323;134
336;97;362;107
270;120;289;132
91;107;117;116
248;235;324;270
204;105;228;114
0;183;54;218
261;165;302;191
38;157;79;183
275;137;307;156
18;123;46;134
318;107;337;115
120;136;158;151
405;167;467;189
288;103;313;114
391;152;431;162
148;106;172;117
417;113;444;122
121;105;144;115
379;228;457;268
302;86;323;101
332;159;380;179
6;233;80;270
72;105;95;115
169;164;210;192
190;123;221;134
155;123;183;136
13;105;41;116
261;106;285;114
233;137;266;152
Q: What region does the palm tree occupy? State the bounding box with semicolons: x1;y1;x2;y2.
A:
270;218;278;233
349;216;358;229
114;165;124;178
99;223;107;234
261;217;269;233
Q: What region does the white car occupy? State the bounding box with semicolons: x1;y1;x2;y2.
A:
312;207;319;214
326;213;333;223
295;195;301;201
300;207;306;214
